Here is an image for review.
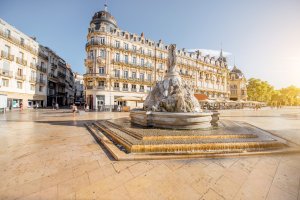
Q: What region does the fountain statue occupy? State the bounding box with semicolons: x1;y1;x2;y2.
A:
130;44;217;129
144;44;201;113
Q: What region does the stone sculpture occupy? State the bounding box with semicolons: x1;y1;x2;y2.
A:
144;44;201;113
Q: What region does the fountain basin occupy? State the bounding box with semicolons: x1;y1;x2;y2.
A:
130;110;215;129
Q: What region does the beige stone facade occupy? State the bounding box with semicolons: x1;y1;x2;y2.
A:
84;8;230;110
0;18;47;109
229;66;247;101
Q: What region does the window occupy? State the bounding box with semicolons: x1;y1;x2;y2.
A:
40;73;44;81
39;86;43;92
87;81;93;86
4;45;10;54
19;52;24;59
17;68;23;76
132;84;136;89
124;43;128;50
140;85;144;92
147;86;151;92
132;57;136;64
114;82;119;88
114;69;120;77
160;53;163;59
3;61;10;71
123;83;128;89
125;55;128;64
141;48;144;54
2;79;9;87
5;29;10;38
124;71;128;78
100;49;106;58
148;50;152;56
159;63;163;69
99;67;105;74
132;45;137;52
98;81;105;87
147;74;152;81
115;41;120;48
17;81;22;89
115;53;120;62
31;71;35;80
20;38;25;46
30;84;35;91
139;73;144;80
141;59;144;66
89;50;94;59
132;72;136;79
100;37;105;44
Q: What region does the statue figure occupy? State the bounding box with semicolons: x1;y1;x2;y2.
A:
167;44;177;74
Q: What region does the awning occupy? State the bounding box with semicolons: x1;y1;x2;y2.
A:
194;94;208;101
115;96;144;102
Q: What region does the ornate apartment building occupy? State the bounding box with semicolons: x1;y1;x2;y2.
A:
229;66;247;101
0;18;75;110
0;18;47;109
46;46;74;107
84;6;230;110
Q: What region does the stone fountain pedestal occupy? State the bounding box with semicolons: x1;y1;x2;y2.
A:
130;44;219;130
130;110;213;130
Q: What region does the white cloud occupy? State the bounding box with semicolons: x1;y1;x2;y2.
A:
187;49;232;57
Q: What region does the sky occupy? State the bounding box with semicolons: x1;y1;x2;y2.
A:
1;0;300;89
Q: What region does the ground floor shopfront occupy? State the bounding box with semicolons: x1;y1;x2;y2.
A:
0;92;46;110
85;90;146;111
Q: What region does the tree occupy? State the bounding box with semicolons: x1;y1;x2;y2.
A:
247;78;274;103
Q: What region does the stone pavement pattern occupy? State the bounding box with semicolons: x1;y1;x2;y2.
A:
0;108;299;200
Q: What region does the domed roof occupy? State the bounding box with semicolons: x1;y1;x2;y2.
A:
90;10;118;29
230;66;245;78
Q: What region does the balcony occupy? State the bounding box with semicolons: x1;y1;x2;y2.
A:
39;79;46;85
30;63;37;70
139;89;145;93
16;57;27;66
112;59;153;71
86;85;93;89
131;88;137;92
15;74;26;81
38;51;48;61
51;63;57;69
83;73;107;78
49;73;58;82
97;86;105;90
113;87;120;91
37;65;47;73
122;87;128;91
0;30;38;55
0;69;13;78
58;71;66;79
29;76;37;83
1;51;14;61
85;40;108;49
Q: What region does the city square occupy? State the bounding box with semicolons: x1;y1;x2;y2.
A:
0;108;299;199
1;0;300;199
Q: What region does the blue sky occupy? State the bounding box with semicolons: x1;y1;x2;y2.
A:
1;0;300;89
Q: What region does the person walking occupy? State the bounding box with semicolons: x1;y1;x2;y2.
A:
72;103;77;117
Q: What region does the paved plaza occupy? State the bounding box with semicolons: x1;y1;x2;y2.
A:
0;108;300;200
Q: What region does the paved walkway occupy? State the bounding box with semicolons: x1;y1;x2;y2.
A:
0;108;299;200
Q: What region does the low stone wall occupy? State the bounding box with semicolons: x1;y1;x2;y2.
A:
130;110;214;129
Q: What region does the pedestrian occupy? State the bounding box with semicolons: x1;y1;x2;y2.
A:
55;103;59;110
52;102;55;110
72;103;77;117
20;102;23;111
36;103;39;109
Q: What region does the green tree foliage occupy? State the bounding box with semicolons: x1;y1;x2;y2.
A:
247;78;300;106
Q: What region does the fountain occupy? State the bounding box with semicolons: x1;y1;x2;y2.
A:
130;44;218;129
85;44;294;160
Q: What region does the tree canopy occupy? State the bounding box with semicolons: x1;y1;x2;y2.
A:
246;78;300;106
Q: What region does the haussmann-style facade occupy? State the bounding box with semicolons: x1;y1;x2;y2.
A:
84;6;231;111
